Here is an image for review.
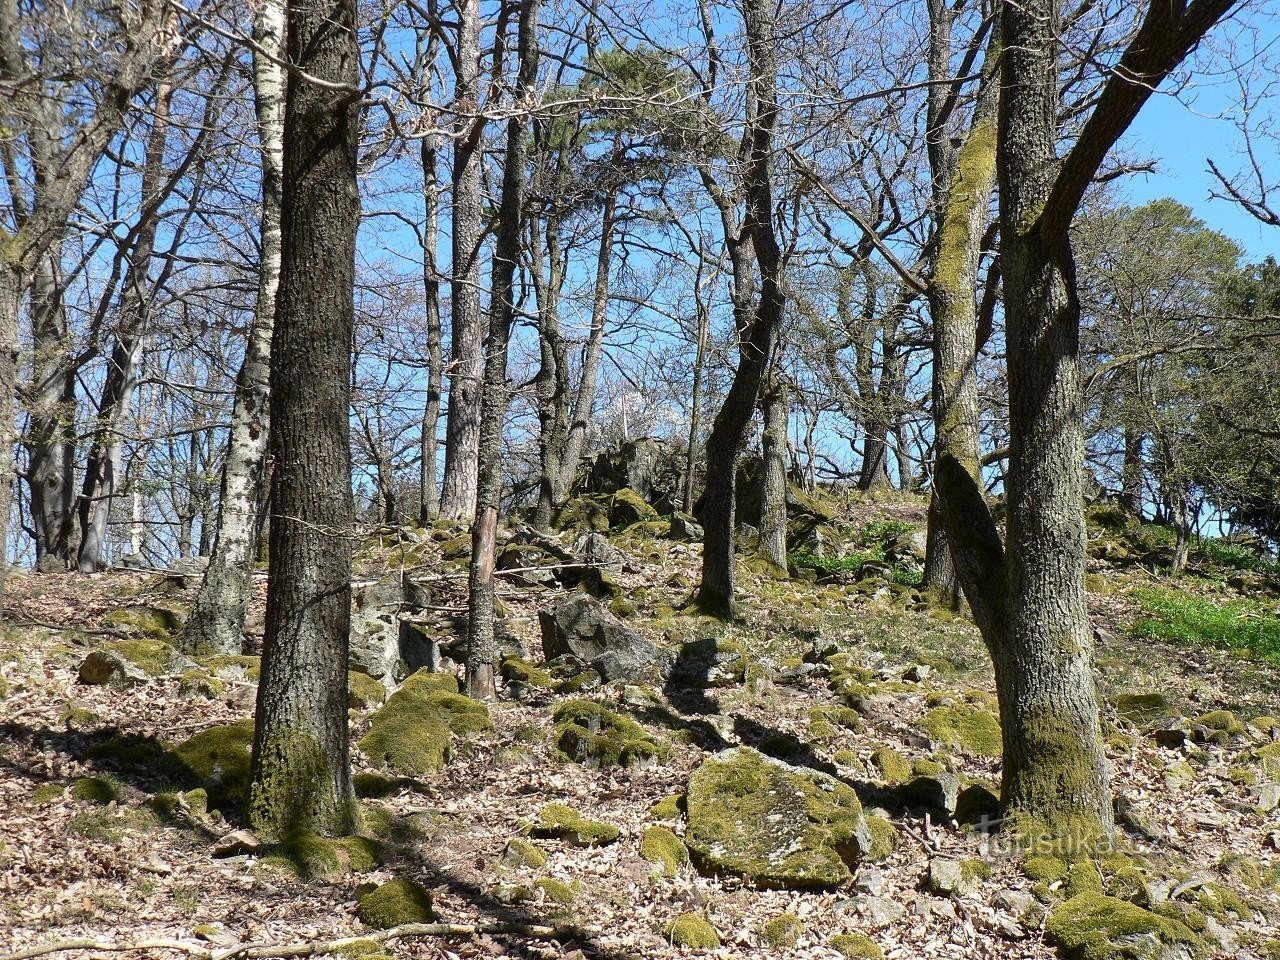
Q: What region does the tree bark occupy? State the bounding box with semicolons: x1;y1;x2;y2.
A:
438;0;485;521
417;23;443;525
467;0;539;700
696;0;784;617
182;0;283;653
248;0;360;840
683;259;710;513
1120;424;1144;518
759;375;788;572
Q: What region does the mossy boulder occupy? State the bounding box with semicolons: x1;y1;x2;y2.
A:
1194;710;1245;737
533;877;577;904
650;793;685;819
178;670;226;699
502;837;548;868
1045;893;1204;960
500;657;553;690
102;605;186;640
264;832;383;881
667;913;720;949
1110;692;1176;727
639;826;689;877
864;815;898;862
831;932;884;960
348;671;388;710
356;878;435;929
921;703;1002;757
552;699;668;770
553;495;612;532
358;670;491;775
685;747;872;890
531;803;620;847
869;747;911;785
759;913;804;947
173;719;254;812
71;776;118;805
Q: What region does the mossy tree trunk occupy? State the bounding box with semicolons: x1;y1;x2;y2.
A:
696;0;784;617
467;0;539;700
183;0;284;654
937;0;1235;843
759;375;789;573
248;0;361;840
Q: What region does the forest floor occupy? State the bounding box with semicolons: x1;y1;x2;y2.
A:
2;494;1279;960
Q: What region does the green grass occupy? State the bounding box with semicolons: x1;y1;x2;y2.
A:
1133;588;1280;664
1201;538;1280;576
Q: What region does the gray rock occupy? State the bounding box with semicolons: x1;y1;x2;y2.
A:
1254;782;1280;813
573;532;625;574
539;594;670;682
848;895;905;928
78;650;149;687
899;774;961;816
926;857;980;897
854;867;886;896
903;663;931;682
668;512;703;542
583;437;681;511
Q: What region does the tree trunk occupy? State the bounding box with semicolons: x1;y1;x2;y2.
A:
683;272;710;513
530;208;570;532
0;265;18;598
417;24;443;525
77;79;175;572
759;376;789;573
467;0;539;700
182;0;284;654
248;0;360;840
696;0;784;617
1120;425;1144;518
438;0;485;521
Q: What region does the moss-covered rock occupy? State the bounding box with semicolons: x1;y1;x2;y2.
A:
1110;692;1175;727
198;654;262;682
264;832;382;881
639;826;689;877
71;776;118;805
1045;893;1204;960
178;670;226;699
869;747;911;785
532;803;620;847
1024;854;1068;884
831;932;884;960
534;877;577;904
685;747;872;890
173;719;254;812
921;703;1002;757
31;783;65;805
666;913;720;949
553;495;612;532
353;772;400;799
808;705;864;740
356;878;435;929
102;605;186;641
358;670;491;775
500;657;553;689
650;793;685;819
1194;710;1245;737
864;815;898;862
759;913;804;947
348;671;387;710
552;699;668;770
502;837;548;868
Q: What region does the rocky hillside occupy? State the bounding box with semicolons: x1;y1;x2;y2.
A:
2;488;1279;960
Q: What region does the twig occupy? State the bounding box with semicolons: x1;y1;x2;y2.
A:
1;920;591;960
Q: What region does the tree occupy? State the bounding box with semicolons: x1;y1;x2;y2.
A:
247;0;361;839
935;0;1239;841
181;0;286;653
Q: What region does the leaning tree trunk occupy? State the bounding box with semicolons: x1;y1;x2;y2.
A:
467;0;539;700
924;21;999;610
438;0;485;521
696;0;784;617
248;0;360;841
181;0;284;654
759;375;789;573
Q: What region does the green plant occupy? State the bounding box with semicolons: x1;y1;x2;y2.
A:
1132;588;1280;664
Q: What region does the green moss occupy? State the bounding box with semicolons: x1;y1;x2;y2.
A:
103;605;184;641
831;932;884;960
650;793;685;819
666;913;720;949
1256;743;1280;778
759;913;803;947
921;704;1002;757
197;654;262;681
1045;893;1204;960
31;783;65;805
348;672;387;710
1066;860;1105;897
60;704;99;728
71;776;119;805
353;772;400;798
102;638;180;677
534;877;577;904
335;939;392;960
808;705;863;740
532;803;620;847
685;747;871;890
1195;710;1245;736
178;670;226;699
173;719;254;812
1194;882;1250;919
357;878;435;929
273;831;344;881
358;673;490;776
864;815;898;862
1024;855;1068;884
870;747;911;785
552;699;668;770
502;837;548;868
639;826;689;877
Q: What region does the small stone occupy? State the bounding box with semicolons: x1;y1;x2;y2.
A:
849;895;905;928
1254;782;1280;813
927;858;979;897
78;650;148;687
212;830;262;857
899;774;960;816
903;664;931;682
854;868;885;896
1153;728;1188;749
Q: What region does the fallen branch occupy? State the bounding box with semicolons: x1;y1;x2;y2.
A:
3;921;591;960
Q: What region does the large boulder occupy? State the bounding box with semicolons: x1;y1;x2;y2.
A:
582;437;682;513
538;594;670;682
685;747;872;890
349;575;445;686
